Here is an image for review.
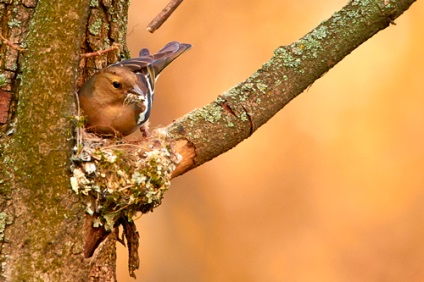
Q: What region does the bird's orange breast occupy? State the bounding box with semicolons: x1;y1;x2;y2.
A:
80;95;142;136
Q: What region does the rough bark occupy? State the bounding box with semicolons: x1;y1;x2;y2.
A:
0;0;130;281
0;0;91;280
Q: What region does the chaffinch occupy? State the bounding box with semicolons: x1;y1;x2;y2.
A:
79;41;191;138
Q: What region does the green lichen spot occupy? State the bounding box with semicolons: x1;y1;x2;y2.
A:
311;25;328;40
0;74;7;87
275;46;302;69
0;212;9;241
256;83;267;94
89;19;102;36
292;43;305;55
7;19;21;28
198;103;222;123
103;38;110;48
90;0;99;7
240;111;248;122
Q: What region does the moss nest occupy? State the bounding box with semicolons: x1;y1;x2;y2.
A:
70;129;181;231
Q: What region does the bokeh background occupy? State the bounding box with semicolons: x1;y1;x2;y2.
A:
117;1;424;281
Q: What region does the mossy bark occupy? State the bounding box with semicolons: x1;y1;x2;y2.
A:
0;0;131;281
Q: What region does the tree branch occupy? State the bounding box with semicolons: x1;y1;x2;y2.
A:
0;33;26;52
167;0;417;177
146;0;183;33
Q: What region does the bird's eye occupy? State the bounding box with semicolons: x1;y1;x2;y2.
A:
112;81;122;89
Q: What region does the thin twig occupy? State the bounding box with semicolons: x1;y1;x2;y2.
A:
74;91;83;151
80;44;120;58
0;34;25;52
147;0;183;33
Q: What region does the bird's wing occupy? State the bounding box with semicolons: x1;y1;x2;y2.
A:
109;41;191;77
107;42;191;125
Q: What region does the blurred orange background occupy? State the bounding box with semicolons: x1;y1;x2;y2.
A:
117;1;424;281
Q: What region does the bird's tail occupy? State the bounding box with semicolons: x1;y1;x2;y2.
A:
142;41;191;75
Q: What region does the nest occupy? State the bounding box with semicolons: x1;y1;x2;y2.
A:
70;128;181;231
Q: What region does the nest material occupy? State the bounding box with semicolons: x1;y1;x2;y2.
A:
70;129;181;231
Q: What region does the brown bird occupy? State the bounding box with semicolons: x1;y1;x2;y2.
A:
79;41;191;138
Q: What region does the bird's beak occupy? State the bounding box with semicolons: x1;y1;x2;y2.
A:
128;85;144;96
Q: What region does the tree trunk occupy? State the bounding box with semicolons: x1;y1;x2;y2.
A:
0;0;419;281
0;0;130;280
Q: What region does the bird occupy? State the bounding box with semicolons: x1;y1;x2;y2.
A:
78;41;191;139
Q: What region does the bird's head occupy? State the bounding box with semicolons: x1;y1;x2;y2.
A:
89;66;146;106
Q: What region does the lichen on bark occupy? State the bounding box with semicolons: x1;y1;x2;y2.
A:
0;0;93;280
